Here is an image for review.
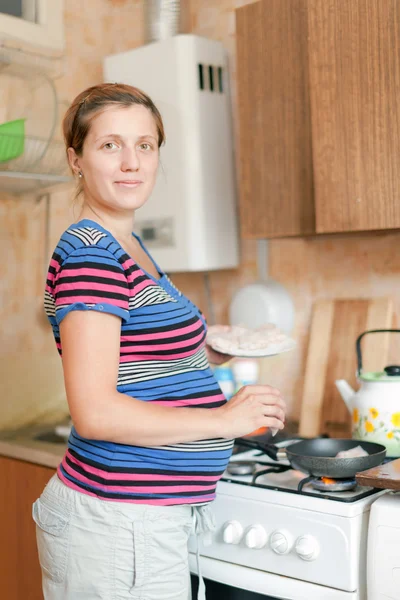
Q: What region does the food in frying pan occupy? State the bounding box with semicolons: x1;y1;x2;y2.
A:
335;445;369;458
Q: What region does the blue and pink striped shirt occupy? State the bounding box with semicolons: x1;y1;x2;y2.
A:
44;219;233;505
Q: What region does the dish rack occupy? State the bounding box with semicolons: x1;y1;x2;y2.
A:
0;132;71;194
0;43;72;195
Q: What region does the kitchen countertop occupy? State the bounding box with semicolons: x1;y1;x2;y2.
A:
0;423;67;469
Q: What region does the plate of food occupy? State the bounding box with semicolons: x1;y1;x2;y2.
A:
206;324;296;358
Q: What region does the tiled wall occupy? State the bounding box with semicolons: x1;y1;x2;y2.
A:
0;0;399;430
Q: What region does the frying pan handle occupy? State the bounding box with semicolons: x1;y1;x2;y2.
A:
235;437;286;462
356;329;400;375
259;443;280;461
260;444;288;461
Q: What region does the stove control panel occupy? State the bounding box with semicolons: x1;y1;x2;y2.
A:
190;488;365;591
244;525;268;549
222;520;243;545
270;530;293;555
294;535;319;561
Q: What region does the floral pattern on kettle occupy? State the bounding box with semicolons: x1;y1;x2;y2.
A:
391;412;400;427
352;408;400;441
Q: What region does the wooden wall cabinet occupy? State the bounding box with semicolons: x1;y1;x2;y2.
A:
0;456;54;600
236;0;400;238
236;0;315;239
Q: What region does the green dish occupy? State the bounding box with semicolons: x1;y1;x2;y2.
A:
0;118;26;162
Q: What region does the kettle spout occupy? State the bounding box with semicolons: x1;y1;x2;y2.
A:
335;379;355;412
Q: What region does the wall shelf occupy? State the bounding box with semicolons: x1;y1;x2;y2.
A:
0;43;64;79
0;171;72;195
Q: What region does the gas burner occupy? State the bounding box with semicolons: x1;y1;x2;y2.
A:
298;475;357;493
227;460;291;478
312;477;357;492
227;461;257;476
252;465;292;483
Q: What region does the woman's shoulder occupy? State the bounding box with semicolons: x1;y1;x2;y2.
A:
54;220;125;268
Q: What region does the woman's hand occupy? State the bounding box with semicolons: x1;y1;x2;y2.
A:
205;344;232;366
205;324;233;365
216;384;286;439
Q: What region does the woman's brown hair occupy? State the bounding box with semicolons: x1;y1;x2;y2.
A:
63;82;166;164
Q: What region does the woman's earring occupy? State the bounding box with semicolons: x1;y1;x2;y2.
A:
78;171;83;178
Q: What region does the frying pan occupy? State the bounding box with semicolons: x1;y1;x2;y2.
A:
236;438;386;479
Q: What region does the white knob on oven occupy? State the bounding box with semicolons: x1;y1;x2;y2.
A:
244;525;268;549
222;521;243;545
270;530;293;555
295;535;319;561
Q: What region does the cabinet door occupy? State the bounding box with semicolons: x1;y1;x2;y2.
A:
0;456;54;600
236;0;315;239
309;0;400;233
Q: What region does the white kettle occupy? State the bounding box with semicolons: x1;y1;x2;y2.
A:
335;329;400;457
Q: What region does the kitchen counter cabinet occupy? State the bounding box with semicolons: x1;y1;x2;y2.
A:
236;0;400;238
0;455;54;600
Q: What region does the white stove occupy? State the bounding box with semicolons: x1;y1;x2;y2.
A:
189;440;389;600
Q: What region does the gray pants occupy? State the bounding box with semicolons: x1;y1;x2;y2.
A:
32;474;203;600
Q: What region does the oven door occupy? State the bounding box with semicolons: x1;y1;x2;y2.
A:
191;575;278;600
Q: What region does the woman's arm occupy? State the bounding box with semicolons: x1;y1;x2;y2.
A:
60;311;286;446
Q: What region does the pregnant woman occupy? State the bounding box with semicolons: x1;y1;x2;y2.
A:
33;82;286;600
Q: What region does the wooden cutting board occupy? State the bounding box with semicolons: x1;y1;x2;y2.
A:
356;458;400;491
299;297;393;438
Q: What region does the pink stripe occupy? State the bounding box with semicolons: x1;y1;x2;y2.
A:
61;267;126;282
61;461;216;493
55;295;128;309
120;348;205;362
57;468;215;506
57;469;215;504
121;258;133;271
121;332;205;353
66;451;220;482
62;460;219;495
56;281;127;296
133;279;155;293
122;260;147;282
107;496;215;505
127;271;146;283
58;468;215;505
122;321;202;342
50;258;60;270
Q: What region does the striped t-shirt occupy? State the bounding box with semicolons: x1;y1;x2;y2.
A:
44;218;233;505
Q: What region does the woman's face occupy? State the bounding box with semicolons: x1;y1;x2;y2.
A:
70;104;160;215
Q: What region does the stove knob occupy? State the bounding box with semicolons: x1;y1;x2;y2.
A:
295;535;319;561
244;525;268;549
270;530;293;555
222;521;243;545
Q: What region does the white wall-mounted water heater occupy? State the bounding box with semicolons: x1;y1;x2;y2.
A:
103;34;239;273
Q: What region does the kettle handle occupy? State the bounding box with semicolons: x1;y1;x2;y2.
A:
356;329;400;375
